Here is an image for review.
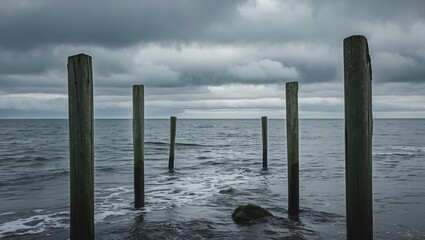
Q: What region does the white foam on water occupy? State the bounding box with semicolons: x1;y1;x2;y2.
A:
374;145;425;157
390;146;425;152
90;167;272;223
95;186;136;223
0;212;15;217
145;167;269;208
0;211;68;238
0;167;276;237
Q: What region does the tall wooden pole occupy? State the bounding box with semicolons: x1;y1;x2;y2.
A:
133;85;145;208
344;35;373;240
68;54;94;240
286;81;299;218
168;116;177;172
261;116;268;170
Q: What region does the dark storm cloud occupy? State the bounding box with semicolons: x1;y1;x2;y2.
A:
0;0;424;118
1;0;424;84
0;0;243;49
373;50;425;83
1;0;424;49
205;0;425;44
0;47;64;74
337;0;425;21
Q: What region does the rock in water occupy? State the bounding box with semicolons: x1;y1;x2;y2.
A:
219;187;235;194
232;204;273;224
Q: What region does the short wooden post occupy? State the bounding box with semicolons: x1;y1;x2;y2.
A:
133;85;145;208
286;81;299;218
168;116;177;172
68;54;94;240
261;116;268;170
344;35;373;240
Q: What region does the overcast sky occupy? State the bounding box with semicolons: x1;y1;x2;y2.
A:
0;0;424;119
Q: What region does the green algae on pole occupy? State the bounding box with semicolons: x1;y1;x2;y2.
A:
168;116;177;172
68;54;94;240
344;35;373;240
133;85;145;208
261;116;268;170
286;81;299;218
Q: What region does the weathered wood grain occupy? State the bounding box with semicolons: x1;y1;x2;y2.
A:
286;81;299;218
68;53;94;240
133;85;145;208
344;35;373;240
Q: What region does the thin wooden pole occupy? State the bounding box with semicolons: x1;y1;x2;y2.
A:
168;116;177;172
68;53;94;240
286;81;299;218
261;116;268;170
133;85;145;208
344;35;373;240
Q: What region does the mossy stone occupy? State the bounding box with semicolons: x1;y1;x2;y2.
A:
232;204;273;224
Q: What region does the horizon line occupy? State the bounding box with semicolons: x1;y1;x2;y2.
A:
1;117;424;120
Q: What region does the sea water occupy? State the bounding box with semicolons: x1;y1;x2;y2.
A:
0;119;424;239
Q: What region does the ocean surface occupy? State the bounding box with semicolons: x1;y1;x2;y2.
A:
0;119;424;239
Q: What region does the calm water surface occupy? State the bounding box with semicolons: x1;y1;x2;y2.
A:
0;119;424;239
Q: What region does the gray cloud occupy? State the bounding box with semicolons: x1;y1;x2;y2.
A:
0;0;243;49
0;0;424;118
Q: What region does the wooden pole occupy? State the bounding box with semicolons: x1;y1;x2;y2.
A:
133;85;145;208
344;35;373;240
68;54;94;240
261;116;268;170
286;81;299;218
168;116;177;172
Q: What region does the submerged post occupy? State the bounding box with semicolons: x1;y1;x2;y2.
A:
286;81;299;218
261;116;268;170
133;85;145;208
168;116;177;172
68;54;94;240
344;35;373;240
